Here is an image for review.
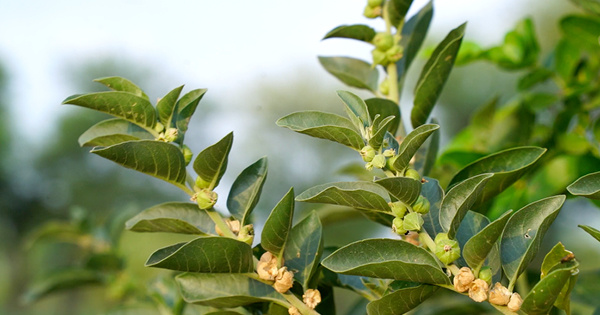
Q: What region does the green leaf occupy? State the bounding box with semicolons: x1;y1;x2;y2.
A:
570;0;600;16
560;15;600;51
276;111;364;150
93;76;148;99
365;98;401;135
296;182;391;214
463;210;512;270
283;211;323;289
175;89;207;134
176;273;285;308
517;68;553;91
387;0;414;29
454;211;489;267
521;268;575;315
541;243;574;278
366;283;437;315
439;173;493;238
448;146;546;209
396;1;433;80
369;116;396;151
23;269;104;304
63;91;156;130
422;119;440;177
156;85;184;127
322;239;451;285
540;243;578;312
579;225;600;242
125;202;215;235
227;157;268;225
421;177;444;237
319;56;379;92
393;124;440;172
555;39;581;84
146;236;254;273
261;188;295;257
567;171;600;200
337;90;371;130
500;195;566;289
24;221;83;249
323;24;376;42
374;177;421;205
78;118;154;147
193;132;234;190
91;140;187;189
411;23;466;128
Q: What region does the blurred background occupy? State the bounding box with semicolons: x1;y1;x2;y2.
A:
1;0;599;314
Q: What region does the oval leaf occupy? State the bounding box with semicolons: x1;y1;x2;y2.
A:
579;224;600;242
374;177;421;205
366;283;438;315
500;195;566;289
396;1;434;80
393;124;440;173
156;85;184;127
176;273;284;308
193;132;234;190
439;173;493;238
125;202;215;235
296;181;391;214
175;88;207;134
319;56;379;92
91;140;187;189
521;269;575;315
63;91;157;130
338;90;371;130
455;211;490;268
421;177;444;237
463;210;512;270
411;22;466;128
323;24;376;42
369;116;396;151
227;157;268;225
449;146;546;209
365;98;401;136
322;239;450;285
567;171;600;200
283;211;323;289
276;111;364;150
261;187;295;256
146;236;254;273
93;76;148;99
387;0;414;29
78;118;154;147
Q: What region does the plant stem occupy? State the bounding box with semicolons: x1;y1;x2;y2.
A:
206;208;236;238
515;273;530;296
185;172;196;189
419;231;436;253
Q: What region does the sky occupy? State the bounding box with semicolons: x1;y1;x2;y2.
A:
0;0;573;143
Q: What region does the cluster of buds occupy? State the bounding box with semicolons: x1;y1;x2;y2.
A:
363;0;383;19
360;145;395;171
214;219;254;245
156;125;179;143
257;252;294;293
453;267;522;311
371;32;404;67
389;174;430;235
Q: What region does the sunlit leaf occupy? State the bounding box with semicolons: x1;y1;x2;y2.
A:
227;157;268;225
374;177;421;205
319;56;379;92
337;90;371;130
387;0;414;29
323;24;376;42
579;224;600;242
93;76;148;99
193;132;234;190
175;89;207;134
156;85;184;127
284;211;323;289
261;188;295;257
296;182;391;214
365;98;401;135
125;202;215;235
393;124;440;172
78;118;154;147
396;1;434;80
567;171;600;200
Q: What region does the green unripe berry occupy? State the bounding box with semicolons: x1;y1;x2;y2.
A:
403;212;424;231
372;154;386;169
478;266;493;285
360;145;376;162
195;176;211;189
238;224;255;245
405;168;421;181
379;79;389;95
392;217;407;235
435;232;450;243
367;0;383;7
383;149;395;157
412;195;430;214
434;237;460;265
195;188;218;209
363;5;380;19
154;122;165;133
373;32;395;51
386;45;404;62
389;201;408;218
386;155;398;171
182;145;193;166
371;48;389;66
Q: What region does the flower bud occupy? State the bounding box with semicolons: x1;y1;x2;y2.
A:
389;201;408;218
468;279;489;302
154;122;165;133
365;162;374;171
182;145;193;165
372;154;386;169
164;128;179;142
478;266;492;285
257;252;278;281
434;235;460;265
404;168;421;181
194;188;218;209
403;212;424;231
386;155;398;171
507;292;523;312
360;145;376;162
288;307;301;315
238;224;254;245
367;0;383;7
488;282;511;306
386;45;404;62
383;149;395;157
412;195;430;214
274;267;294;293
392;217;407;235
303;289;322;309
363;5;380;19
371;48;389;66
373;32;394;51
195;176;211;189
453;267;475;292
379;79;389;95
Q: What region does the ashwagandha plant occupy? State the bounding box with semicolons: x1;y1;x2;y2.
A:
24;0;600;314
